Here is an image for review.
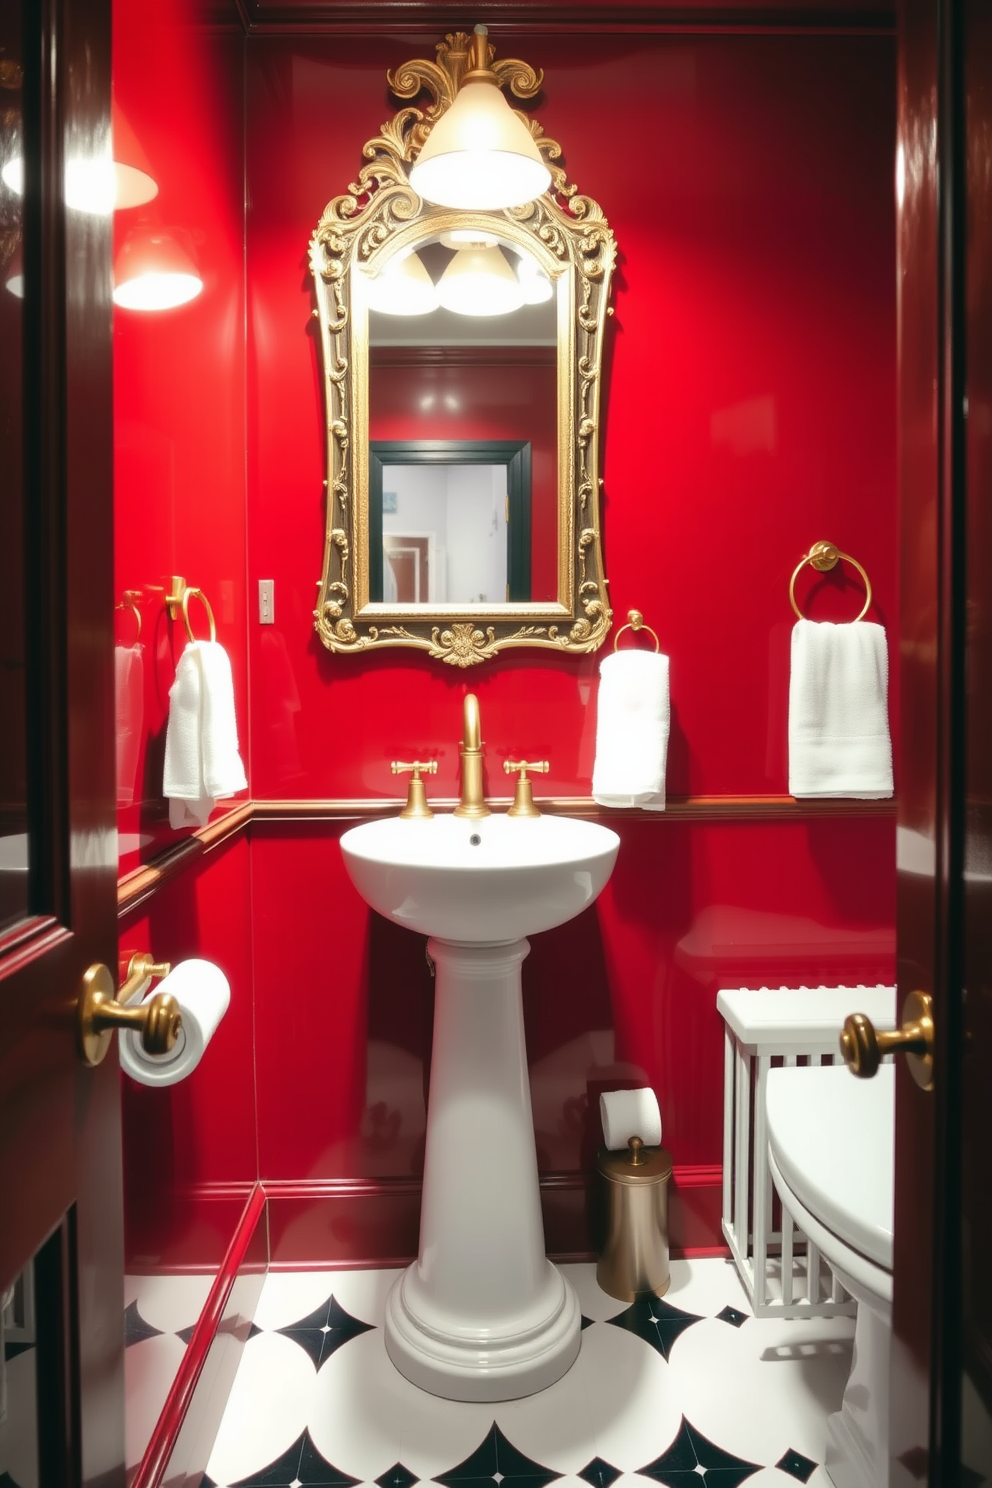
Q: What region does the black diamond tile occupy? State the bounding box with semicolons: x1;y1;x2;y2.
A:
276;1295;374;1368
0;1473;28;1488
775;1450;817;1483
580;1314;594;1331
248;1320;264;1340
124;1299;165;1347
637;1417;760;1488
433;1422;562;1488
578;1459;622;1488
226;1429;361;1486
715;1305;749;1329
4;1340;34;1362
606;1296;703;1361
177;1323;197;1346
376;1466;418;1488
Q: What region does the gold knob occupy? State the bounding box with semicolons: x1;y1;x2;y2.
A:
77;962;182;1068
391;759;437;820
504;759;549;818
840;989;934;1092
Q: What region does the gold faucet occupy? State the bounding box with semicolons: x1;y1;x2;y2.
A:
453;693;490;819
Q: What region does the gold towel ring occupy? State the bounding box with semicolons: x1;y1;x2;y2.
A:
613;608;660;654
115;590;142;644
181;587;217;644
789;541;873;623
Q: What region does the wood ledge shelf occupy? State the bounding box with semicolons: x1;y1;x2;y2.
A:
118;794;894;915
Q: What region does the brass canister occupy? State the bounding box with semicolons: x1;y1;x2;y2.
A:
596;1137;673;1302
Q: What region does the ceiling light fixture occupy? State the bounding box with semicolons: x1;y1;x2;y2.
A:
113;225;202;311
436;244;524;317
408;25;551;212
1;100;157;215
366;251;439;316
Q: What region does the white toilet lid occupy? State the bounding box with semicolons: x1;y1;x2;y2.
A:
766;1063;894;1271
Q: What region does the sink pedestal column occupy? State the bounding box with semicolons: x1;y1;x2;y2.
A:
384;937;581;1401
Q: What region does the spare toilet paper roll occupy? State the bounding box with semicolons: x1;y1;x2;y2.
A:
120;959;230;1087
600;1087;662;1150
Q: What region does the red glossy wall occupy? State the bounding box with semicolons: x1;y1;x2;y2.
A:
244;29;899;1252
113;0;249;876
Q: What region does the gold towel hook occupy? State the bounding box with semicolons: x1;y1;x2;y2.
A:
789;541;873;623
115;589;142;644
166;575;217;643
613;608;660;654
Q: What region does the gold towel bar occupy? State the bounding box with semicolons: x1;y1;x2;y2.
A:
613;608;660;654
789;541;873;623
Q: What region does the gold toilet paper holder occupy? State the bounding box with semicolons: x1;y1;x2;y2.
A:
76;953;181;1068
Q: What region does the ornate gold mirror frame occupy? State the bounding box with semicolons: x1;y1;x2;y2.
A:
309;31;615;667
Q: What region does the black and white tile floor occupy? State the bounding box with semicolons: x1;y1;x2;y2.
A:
200;1260;855;1488
124;1272;215;1473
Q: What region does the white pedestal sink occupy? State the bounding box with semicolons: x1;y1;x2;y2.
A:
340;812;620;1401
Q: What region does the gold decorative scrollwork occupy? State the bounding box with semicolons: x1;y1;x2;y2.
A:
310;31;615;667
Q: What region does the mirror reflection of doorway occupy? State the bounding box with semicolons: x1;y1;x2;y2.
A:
369;440;531;605
383;535;431;604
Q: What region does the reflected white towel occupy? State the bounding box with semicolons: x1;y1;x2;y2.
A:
115;643;144;807
788;619;893;798
163;641;247;829
592;649;670;810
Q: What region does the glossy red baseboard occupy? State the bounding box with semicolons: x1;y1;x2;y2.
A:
264;1168;725;1268
133;1185;267;1488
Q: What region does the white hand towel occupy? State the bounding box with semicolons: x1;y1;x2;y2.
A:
115;643;144;807
163;641;247;829
592;649;670;810
788;619;893;798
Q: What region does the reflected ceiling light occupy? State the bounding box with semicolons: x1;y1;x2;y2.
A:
113;225;203;311
439;229;499;250
1;100;157;214
366;251;439;316
515;250;552;305
436;244;524;317
408;25;551;211
5;245;23;299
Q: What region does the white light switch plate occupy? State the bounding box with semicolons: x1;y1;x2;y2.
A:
258;580;274;625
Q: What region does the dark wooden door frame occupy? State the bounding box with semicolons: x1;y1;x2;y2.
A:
368;439;532;604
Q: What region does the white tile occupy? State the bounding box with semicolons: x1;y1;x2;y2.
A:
206;1330;316;1486
125;1334;189;1468
252;1270;338;1331
671;1312;853;1467
125;1272;215;1334
563;1323;685;1473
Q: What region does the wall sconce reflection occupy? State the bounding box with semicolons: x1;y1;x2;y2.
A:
1;101;157;217
4;244;23;299
366;251;439;316
113;224;203;311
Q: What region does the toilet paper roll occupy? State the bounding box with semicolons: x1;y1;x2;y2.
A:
120;959;230;1087
600;1087;662;1150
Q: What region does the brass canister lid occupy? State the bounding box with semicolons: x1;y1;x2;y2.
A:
597;1137;673;1185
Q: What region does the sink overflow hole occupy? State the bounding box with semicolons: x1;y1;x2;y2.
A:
469;834;482;846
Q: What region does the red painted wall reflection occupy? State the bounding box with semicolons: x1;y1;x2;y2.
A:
113;0;248;876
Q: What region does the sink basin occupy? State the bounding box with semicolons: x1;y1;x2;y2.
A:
340;812;620;942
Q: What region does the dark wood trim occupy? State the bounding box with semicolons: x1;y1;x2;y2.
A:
132;1184;267;1488
117;802;253;917
117;793;895;914
250;793;896;822
238;3;895;36
370;345;557;369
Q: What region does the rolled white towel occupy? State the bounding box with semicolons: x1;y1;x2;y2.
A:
788;619;893;799
592;649;670;810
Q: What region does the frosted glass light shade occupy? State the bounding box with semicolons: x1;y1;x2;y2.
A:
436;245;524;317
113;227;203;311
515;250;553;304
1;149;155;213
366;252;439;316
409;81;551;210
